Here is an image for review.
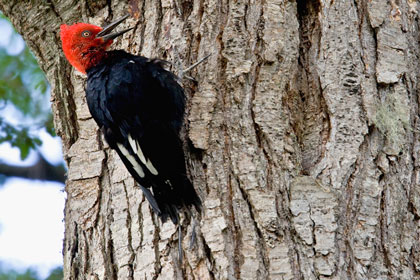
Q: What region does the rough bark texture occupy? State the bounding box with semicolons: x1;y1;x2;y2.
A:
1;0;420;279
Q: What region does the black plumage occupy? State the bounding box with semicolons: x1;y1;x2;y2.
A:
86;50;200;223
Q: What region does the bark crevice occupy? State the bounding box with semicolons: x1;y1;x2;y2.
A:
1;0;420;279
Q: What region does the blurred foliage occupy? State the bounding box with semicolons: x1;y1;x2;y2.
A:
44;267;63;280
0;267;38;280
0;13;53;160
0;265;63;280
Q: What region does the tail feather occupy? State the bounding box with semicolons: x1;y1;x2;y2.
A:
139;185;161;215
150;175;200;224
112;139;200;224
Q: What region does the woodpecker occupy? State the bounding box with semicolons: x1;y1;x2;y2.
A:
60;15;201;224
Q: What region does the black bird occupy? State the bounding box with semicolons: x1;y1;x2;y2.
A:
60;15;201;224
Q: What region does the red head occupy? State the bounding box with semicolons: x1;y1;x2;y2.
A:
60;15;132;74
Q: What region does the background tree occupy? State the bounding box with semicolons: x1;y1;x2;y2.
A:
0;13;65;184
0;13;65;278
1;0;419;279
0;263;63;280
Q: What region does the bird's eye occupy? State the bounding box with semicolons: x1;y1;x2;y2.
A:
81;31;91;37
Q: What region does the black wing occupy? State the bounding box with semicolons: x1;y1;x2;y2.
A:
86;50;200;223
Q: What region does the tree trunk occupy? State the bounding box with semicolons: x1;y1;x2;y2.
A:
2;0;420;279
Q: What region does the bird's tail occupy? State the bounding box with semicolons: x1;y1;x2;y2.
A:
151;175;201;224
111;137;200;224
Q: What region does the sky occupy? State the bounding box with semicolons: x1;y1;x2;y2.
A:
0;14;66;278
0;134;65;278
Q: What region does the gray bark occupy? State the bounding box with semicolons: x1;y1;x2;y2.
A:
1;0;419;279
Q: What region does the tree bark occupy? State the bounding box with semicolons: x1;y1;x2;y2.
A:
1;0;420;279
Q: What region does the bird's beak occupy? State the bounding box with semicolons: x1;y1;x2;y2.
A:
96;14;133;41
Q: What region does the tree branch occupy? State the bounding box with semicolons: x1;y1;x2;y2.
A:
0;154;66;184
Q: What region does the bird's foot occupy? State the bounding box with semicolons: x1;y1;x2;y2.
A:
172;46;212;81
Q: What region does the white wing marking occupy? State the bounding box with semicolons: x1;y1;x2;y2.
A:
128;134;159;175
137;143;159;175
117;143;145;178
128;134;137;154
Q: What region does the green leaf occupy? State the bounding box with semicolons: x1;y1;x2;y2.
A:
19;145;29;160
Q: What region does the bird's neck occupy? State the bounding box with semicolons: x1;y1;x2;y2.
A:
79;50;109;73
